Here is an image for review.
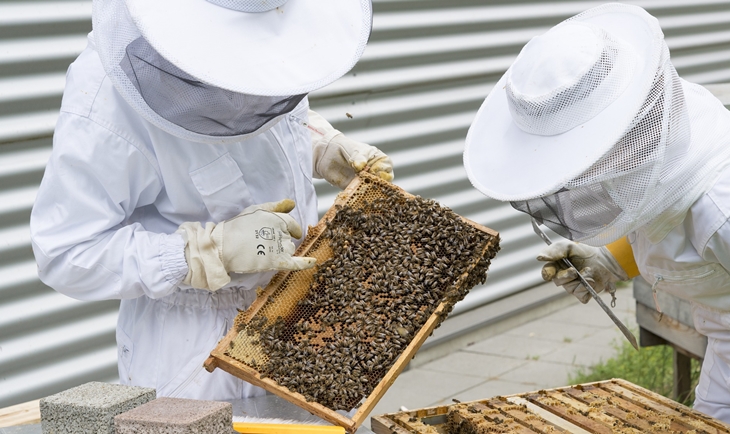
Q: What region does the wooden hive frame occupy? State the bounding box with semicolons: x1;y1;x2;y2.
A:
204;172;499;433
371;379;730;434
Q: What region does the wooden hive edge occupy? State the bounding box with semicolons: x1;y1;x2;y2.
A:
351;299;453;427
371;415;410;434
371;379;730;434
609;378;730;431
208;347;357;432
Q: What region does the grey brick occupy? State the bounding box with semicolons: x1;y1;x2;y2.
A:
114;398;231;434
40;382;155;434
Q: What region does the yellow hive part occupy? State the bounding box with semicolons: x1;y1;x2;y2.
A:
232;422;346;434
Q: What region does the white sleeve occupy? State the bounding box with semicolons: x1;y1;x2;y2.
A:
30;113;188;301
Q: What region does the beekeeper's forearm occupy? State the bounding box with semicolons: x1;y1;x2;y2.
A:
31;226;186;301
29;113;186;301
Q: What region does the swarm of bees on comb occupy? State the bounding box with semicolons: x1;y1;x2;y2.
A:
227;178;499;411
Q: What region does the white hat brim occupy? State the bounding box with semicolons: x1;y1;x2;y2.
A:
464;4;664;202
124;0;372;96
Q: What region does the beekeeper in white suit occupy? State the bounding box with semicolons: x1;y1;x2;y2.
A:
29;0;393;400
464;3;730;422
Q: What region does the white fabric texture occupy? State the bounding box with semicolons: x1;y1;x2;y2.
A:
615;167;730;417
465;4;730;247
29;37;318;399
179;199;316;292
95;0;371;96
537;241;627;304
631;167;730;311
506;22;637;136
691;305;730;423
307;110;394;189
206;0;288;13
465;3;664;202
116;287;266;400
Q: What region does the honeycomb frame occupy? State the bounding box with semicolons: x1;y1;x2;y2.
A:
371;379;730;433
204;172;500;433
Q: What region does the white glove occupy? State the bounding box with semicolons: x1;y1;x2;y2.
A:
177;199;316;291
307;110;394;189
537;241;628;304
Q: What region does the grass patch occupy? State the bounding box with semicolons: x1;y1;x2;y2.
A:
569;336;702;406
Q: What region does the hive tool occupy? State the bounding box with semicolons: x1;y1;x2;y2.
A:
531;218;639;351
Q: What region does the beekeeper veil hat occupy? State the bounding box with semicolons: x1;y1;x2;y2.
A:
92;0;372;144
464;3;730;246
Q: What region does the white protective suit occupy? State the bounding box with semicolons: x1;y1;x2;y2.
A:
29;36;319;400
460;3;730;421
633;165;730;419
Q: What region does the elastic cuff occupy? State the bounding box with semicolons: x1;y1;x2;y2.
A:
160;233;188;286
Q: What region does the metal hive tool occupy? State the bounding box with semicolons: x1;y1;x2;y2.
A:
204;172;500;433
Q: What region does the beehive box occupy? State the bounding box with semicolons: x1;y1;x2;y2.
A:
204;172;500;433
371;379;730;433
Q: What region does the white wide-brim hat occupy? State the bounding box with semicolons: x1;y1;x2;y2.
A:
463;3;664;202
94;0;372;96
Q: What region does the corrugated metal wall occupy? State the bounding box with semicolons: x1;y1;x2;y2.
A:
2;0;730;408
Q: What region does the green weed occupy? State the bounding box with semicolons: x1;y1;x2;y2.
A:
569;337;701;406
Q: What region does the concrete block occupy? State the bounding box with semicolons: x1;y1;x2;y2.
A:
114;398;232;434
40;382;156;434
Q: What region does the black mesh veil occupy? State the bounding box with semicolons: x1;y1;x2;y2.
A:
511;186;623;241
120;37;306;137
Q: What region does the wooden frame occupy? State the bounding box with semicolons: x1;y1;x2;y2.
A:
204;172;499;433
371;379;730;434
0;399;40;428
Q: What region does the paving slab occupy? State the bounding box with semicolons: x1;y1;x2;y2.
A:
498;360;576;389
505;317;605;343
418;352;528;379
441;380;539;404
539;341;622;367
368;369;480;419
541;302;620;328
465;333;568;359
575;326;633;348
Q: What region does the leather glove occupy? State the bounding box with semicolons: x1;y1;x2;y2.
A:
177;199;316;291
537;241;628;304
308;110;394;189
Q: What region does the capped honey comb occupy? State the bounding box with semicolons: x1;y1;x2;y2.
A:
206;172;500;432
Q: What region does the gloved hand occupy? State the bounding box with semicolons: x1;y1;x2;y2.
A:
177;199;316;291
537;241;628;304
308;110;394;189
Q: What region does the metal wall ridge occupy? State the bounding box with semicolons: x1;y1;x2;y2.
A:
0;111;57;144
0;2;91;26
3;0;730;408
